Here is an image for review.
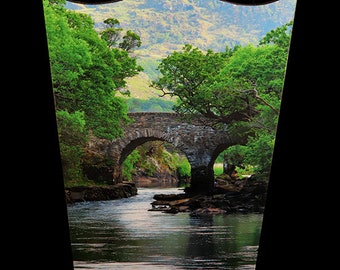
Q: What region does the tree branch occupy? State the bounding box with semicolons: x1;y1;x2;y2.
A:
253;88;280;114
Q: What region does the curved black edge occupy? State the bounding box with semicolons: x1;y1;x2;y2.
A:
219;0;278;5
67;0;123;4
256;0;333;268
7;1;75;269
11;0;333;269
68;0;278;6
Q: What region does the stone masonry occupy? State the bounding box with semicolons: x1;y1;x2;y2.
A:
87;112;248;193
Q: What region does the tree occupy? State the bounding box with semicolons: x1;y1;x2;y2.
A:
151;44;235;124
43;0;144;182
259;20;293;51
100;18;123;49
56;110;87;183
44;0;144;139
152;22;292;178
100;18;142;53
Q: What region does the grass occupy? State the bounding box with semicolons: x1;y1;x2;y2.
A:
213;163;224;176
213;163;255;178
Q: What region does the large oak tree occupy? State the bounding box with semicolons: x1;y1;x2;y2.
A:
43;0;143;182
151;21;292;176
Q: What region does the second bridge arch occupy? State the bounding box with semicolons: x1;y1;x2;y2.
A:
108;112;248;194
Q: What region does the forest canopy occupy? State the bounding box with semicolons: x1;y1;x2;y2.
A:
43;0;293;183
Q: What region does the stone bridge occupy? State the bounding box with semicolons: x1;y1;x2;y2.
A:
89;112;248;193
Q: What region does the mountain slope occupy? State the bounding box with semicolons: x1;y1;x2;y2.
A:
65;0;297;98
66;0;297;57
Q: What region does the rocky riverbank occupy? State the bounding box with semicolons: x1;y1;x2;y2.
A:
65;175;268;216
150;175;268;215
65;182;138;204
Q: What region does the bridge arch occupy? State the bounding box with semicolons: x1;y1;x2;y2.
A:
107;112;248;193
66;0;278;193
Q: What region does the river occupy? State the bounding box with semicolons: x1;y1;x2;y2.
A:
67;187;263;269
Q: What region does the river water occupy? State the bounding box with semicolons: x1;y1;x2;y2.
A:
67;187;263;269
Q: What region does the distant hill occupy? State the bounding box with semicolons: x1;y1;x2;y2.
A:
65;0;297;102
66;0;296;76
118;71;175;101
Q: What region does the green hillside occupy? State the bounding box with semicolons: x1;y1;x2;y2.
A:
65;0;297;101
66;0;296;73
118;71;175;101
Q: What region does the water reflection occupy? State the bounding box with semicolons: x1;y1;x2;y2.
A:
67;188;263;269
186;215;216;258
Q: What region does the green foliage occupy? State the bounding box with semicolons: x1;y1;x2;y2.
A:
170;152;191;178
151;44;231;117
213;163;224;176
43;0;147;185
133;142;164;176
126;97;175;112
120;71;173;101
225;145;247;168
259;20;294;51
137;59;161;81
100;18;122;48
243;131;276;174
152;22;292;179
122;150;141;181
220;130;275;177
176;161;191;178
122;141;191;181
236;165;255;178
100;18;142;52
119;30;142;52
44;0;294;183
44;0;143;141
66;0;297;80
56;110;87;182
